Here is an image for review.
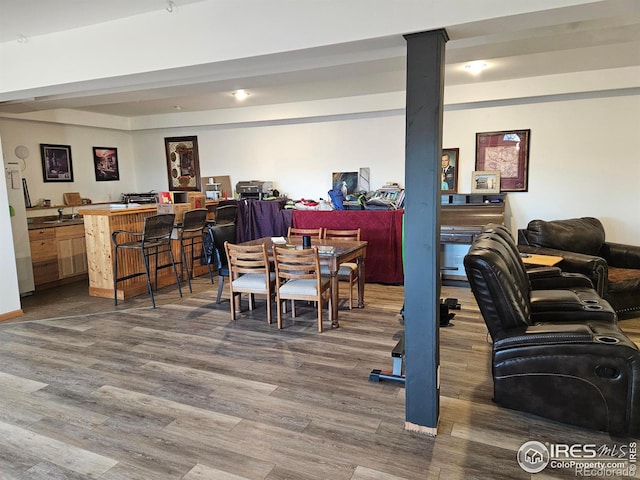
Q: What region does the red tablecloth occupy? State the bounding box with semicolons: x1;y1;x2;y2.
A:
292;209;404;284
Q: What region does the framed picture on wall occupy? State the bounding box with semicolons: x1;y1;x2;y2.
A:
165;136;201;191
92;147;120;181
441;148;459;193
475;129;530;192
471;170;501;194
40;144;74;182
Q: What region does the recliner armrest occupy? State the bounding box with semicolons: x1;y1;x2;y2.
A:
494;324;594;350
517;244;608;295
527;267;594;290
601;241;640;269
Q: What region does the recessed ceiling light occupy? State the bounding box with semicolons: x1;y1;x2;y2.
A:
173;105;182;110
464;61;488;74
232;89;250;101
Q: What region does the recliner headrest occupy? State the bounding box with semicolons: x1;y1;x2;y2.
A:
525;217;605;255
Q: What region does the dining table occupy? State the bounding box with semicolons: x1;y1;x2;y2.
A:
238;236;368;327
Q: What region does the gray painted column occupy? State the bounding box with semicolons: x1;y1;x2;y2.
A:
403;29;448;435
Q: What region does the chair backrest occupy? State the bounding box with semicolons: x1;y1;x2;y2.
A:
464;235;532;341
181;208;209;233
323;228;360;241
273;245;322;283
481;224;531;292
288;227;323;238
520;217;605;255
209;223;237;270
225;242;270;279
143;214;176;242
214;204;238;225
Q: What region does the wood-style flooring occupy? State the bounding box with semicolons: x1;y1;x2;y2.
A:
1;277;639;479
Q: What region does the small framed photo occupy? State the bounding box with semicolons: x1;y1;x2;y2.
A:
441;148;459;193
471;170;501;194
92;147;120;181
475;129;530;192
40;144;73;182
165;136;201;191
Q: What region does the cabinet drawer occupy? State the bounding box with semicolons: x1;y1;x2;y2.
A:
55;224;85;239
30;238;57;262
33;260;59;286
29;228;55;240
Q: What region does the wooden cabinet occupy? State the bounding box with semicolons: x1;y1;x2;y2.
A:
29;224;88;289
56;224;88;278
29;228;58;286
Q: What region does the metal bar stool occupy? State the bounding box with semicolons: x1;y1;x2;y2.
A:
175;208;210;293
112;213;183;308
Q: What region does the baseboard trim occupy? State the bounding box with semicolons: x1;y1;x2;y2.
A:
0;309;24;322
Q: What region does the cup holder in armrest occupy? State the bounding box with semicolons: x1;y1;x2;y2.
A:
594;335;620;344
584;304;604;310
583;299;600;305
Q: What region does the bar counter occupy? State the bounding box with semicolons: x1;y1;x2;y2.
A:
80;204;213;300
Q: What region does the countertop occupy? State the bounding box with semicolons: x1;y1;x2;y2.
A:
28;217;85;229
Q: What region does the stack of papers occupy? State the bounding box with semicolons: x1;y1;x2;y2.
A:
271;237;287;244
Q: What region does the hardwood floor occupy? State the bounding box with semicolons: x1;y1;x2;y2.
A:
1;277;639;479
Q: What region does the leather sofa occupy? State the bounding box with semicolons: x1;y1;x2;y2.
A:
479;225;616;323
518;217;640;314
464;233;640;436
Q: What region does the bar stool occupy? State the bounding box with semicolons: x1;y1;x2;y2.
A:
112;213;183;308
175;208;210;293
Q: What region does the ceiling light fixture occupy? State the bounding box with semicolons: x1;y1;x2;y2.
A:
173;105;182;110
17;34;28;44
232;89;250;101
166;1;175;13
464;61;488;74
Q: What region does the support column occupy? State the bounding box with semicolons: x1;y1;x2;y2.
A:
403;29;448;435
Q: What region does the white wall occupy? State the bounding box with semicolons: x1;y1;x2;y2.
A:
0;119;136;212
133;113;405;201
443;95;640;244
0;136;22;315
132;92;640;244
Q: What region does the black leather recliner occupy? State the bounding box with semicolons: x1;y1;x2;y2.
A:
478;225;616;323
464;233;640;437
518;217;640;314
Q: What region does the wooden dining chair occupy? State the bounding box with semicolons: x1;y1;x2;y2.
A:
273;245;332;332
322;228;361;309
287;227;323;238
225;242;276;324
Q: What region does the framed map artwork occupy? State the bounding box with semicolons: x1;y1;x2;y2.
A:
475;129;530;192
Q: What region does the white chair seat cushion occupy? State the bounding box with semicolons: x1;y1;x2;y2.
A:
232;272;275;289
320;263;357;276
279;278;330;296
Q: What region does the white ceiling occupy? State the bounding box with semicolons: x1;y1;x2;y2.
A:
1;0;639;117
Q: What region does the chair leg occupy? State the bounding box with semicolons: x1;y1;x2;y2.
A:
168;243;183;299
180;238;193;293
348;273;354;309
113;246;119;306
266;291;272;324
230;291;237;320
276;292;283;329
317;298;323;333
216;275;225;303
142;248;155;308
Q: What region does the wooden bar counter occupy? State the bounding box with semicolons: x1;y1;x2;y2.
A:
80;203;215;300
